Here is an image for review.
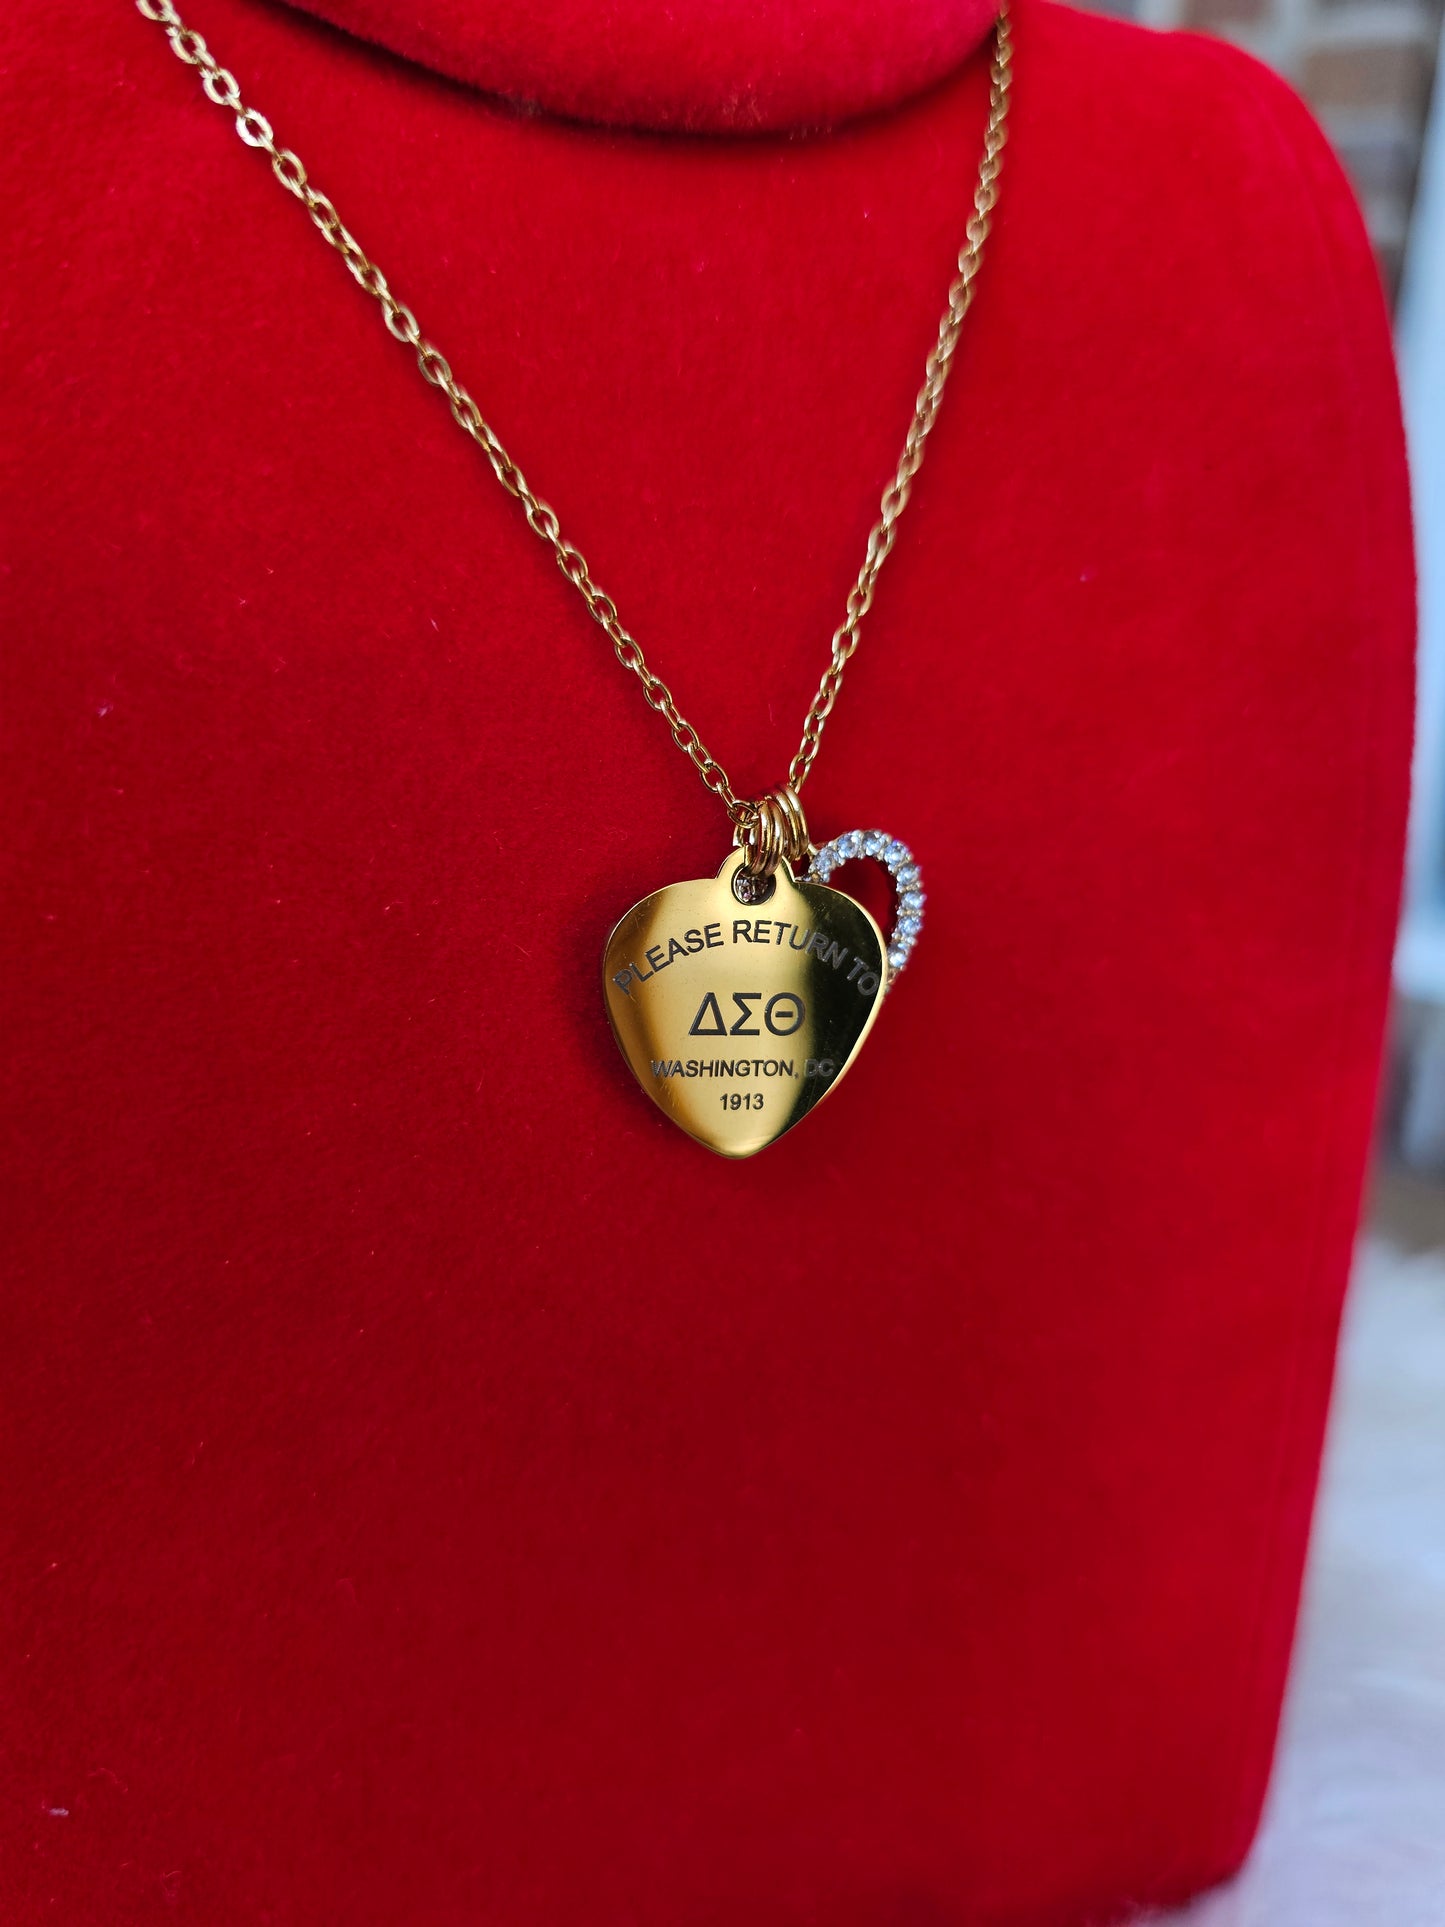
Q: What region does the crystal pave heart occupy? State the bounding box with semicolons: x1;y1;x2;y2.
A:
807;831;926;975
603;848;889;1158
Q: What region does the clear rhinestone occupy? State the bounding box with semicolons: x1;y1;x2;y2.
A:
897;864;920;889
733;869;778;905
898;914;922;938
900;891;925;914
864;830;889;857
888;944;910;971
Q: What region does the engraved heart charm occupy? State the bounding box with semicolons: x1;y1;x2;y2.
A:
602;848;890;1158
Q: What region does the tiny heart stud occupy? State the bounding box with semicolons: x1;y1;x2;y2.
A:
602;835;923;1158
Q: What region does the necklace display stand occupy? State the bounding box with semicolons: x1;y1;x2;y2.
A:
1;0;1413;1920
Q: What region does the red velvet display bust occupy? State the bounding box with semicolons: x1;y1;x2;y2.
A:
1;0;1413;1921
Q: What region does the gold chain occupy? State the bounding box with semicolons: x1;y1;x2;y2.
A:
133;0;1012;837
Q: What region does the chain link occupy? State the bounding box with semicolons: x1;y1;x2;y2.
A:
134;0;1012;828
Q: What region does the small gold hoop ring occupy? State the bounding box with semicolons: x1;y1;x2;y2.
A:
737;785;811;877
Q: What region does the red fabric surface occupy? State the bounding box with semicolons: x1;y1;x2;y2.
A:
0;1;1412;1922
292;0;1001;130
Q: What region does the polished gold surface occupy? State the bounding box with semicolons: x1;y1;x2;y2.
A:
132;0;1012;846
603;850;888;1158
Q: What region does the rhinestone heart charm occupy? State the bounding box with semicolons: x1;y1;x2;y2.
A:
808;831;926;975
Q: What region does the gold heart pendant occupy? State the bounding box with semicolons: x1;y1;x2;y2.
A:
602;837;921;1158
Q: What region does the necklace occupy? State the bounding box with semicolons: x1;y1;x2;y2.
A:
134;0;1012;1158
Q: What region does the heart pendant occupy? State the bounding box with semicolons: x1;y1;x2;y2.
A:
603;847;891;1158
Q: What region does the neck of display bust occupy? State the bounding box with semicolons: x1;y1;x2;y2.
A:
278;0;1001;134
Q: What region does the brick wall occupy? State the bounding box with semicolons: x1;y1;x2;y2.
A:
1118;0;1443;292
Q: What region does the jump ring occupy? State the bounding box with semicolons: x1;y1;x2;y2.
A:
737;784;810;877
